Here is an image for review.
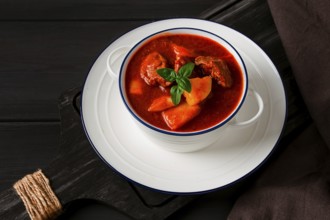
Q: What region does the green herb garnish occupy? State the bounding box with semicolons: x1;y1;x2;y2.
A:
157;62;194;105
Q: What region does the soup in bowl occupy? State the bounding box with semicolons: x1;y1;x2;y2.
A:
115;28;262;152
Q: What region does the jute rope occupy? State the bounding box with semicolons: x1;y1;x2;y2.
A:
13;169;62;220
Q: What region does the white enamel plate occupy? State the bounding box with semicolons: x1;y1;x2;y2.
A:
81;19;286;194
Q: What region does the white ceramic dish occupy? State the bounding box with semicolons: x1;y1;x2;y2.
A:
81;18;286;194
117;27;263;152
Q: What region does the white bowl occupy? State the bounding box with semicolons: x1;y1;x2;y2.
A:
113;28;262;152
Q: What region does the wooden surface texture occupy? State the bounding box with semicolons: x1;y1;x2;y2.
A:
0;0;311;219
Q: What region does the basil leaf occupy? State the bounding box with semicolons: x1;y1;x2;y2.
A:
157;68;176;82
156;62;195;105
170;85;183;105
168;70;177;82
177;77;191;93
178;62;195;78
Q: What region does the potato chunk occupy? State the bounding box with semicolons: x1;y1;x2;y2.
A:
148;96;175;112
129;79;143;95
183;76;212;105
162;102;201;130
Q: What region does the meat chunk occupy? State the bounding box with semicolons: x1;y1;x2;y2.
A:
195;56;233;88
172;44;197;72
140;52;171;87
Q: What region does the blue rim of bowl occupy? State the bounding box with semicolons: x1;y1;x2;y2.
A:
119;27;248;136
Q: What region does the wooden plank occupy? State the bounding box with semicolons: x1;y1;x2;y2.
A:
202;0;285;65
0;0;312;219
0;0;220;20
200;0;311;138
0;122;60;192
0;0;221;121
0;88;196;220
0;21;148;121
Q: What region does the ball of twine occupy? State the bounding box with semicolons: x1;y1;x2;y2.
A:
13;169;62;220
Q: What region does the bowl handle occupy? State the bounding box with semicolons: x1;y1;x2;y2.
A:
106;46;131;79
229;88;264;126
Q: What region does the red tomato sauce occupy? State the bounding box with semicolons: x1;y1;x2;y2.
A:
124;34;244;132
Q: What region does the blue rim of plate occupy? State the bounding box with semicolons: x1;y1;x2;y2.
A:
80;18;288;194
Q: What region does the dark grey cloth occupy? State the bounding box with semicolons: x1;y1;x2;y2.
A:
228;0;330;219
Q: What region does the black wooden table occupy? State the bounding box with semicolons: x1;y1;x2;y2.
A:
0;0;310;219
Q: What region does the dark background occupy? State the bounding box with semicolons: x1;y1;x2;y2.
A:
0;0;309;219
0;0;220;190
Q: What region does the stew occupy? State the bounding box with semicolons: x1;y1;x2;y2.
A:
124;33;244;132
